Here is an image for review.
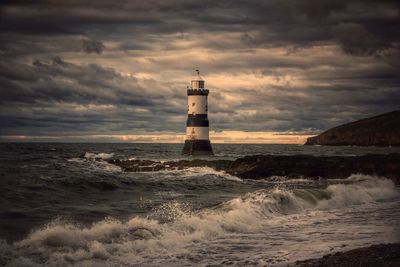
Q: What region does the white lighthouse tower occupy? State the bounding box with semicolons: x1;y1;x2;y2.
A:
182;70;213;155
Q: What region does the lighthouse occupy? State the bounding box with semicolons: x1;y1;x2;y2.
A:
182;70;213;155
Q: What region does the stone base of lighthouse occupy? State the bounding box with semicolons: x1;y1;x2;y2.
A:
182;140;213;156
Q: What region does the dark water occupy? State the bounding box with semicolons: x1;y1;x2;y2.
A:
1;143;400;266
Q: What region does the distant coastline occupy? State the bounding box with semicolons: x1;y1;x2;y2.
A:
305;111;400;147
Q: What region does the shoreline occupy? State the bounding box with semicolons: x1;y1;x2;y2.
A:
294;243;400;267
109;153;400;184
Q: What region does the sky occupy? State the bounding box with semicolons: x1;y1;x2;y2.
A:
0;0;399;143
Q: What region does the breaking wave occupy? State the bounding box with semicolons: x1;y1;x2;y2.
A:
1;174;398;266
67;152;120;173
83;152;114;160
175;167;243;182
37;166;241;193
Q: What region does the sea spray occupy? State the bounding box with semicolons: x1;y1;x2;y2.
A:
319;174;398;208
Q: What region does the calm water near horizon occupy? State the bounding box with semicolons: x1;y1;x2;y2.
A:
1;143;399;266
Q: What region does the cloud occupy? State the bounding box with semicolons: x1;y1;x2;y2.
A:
82;39;105;54
0;0;400;142
0;57;187;136
333;23;390;56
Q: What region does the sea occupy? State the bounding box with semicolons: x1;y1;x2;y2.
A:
1;143;400;266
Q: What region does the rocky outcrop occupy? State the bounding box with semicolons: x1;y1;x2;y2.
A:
295;243;400;267
109;153;400;184
305;111;400;146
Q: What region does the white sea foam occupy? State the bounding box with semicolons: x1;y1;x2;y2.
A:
67;152;120;172
318;174;399;208
2;175;399;266
166;167;243;182
96;161;121;172
135;166;243;183
253;176;317;184
84;152;114;160
68;158;121;172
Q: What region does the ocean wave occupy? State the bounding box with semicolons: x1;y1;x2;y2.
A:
46;166;240;192
1;174;398;266
182;167;243;182
67;154;121;173
57;177;126;191
225;174;398;215
250;176;318;184
83;152;114;160
148;167;243;182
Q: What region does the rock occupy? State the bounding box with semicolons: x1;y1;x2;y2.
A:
295;243;400;267
305;110;400;146
109;153;400;184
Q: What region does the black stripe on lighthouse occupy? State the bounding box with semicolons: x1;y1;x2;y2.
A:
187;115;209;127
187;89;209;96
188;114;208;119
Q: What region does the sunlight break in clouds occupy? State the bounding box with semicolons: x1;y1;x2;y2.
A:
0;132;312;144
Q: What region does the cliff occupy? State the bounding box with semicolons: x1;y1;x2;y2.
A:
305;111;400;146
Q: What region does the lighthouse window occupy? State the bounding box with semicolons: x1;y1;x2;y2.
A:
192;102;196;107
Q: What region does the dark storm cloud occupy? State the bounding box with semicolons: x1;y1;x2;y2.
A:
1;57;145;105
1;1;399;56
82;39;105;54
0;1;162;35
0;0;400;140
333;23;390;56
0;56;186;135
